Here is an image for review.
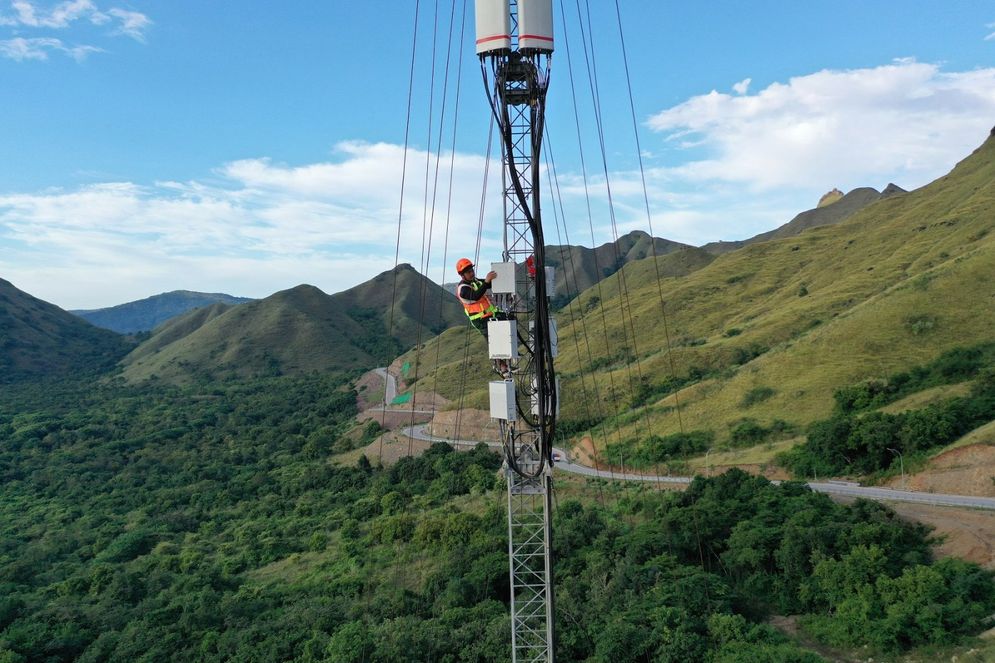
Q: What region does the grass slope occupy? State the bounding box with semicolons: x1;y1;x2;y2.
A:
399;132;995;454
120;264;465;383
0;278;130;383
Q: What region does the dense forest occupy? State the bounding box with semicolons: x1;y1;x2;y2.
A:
1;370;994;661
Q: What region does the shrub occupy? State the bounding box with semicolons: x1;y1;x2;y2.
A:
729;419;769;447
740;387;775;408
904;314;937;335
732;344;768;365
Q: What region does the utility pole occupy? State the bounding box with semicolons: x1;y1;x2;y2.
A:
887;447;905;489
476;2;556;661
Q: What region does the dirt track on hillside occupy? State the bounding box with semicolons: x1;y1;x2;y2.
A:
883;444;995;497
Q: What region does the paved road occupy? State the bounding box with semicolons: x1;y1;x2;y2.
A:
386;370;995;511
370;368;437;415
404;424;995;511
374;367;397;403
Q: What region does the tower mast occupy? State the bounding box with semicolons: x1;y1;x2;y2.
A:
475;2;557;661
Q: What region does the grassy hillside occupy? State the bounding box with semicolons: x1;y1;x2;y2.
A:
124;302;232;362
72;290;254;334
398;132;995;454
0;278;131;383
120;264;464;384
332;262;465;348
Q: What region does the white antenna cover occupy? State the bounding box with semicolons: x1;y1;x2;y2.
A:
518;0;554;53
475;0;511;54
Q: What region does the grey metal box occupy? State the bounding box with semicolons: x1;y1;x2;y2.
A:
489;380;517;420
490;261;516;294
488;319;518;359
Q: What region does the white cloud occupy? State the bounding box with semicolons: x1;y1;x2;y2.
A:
5;61;995;307
0;1;149;59
107;7;149;41
0;35;101;60
5;0;100;28
0;143;507;308
732;77;751;95
0;36;59;59
647;60;995;191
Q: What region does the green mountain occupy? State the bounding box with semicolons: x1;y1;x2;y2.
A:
122;302;233;363
546;230;707;305
119;264;464;383
0;278;130;383
398;131;995;452
701;184;906;255
72;290;254;334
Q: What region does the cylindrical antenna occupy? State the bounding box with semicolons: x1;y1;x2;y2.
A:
474;0;511;54
517;0;554;53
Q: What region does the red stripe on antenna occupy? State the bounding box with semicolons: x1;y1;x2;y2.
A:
519;34;554;42
476;34;511;44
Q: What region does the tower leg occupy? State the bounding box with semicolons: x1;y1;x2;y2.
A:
505;441;554;662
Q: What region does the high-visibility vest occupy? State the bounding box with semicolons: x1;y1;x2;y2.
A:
457;279;498;320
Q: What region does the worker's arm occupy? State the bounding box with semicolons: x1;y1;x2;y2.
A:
458;279;492;302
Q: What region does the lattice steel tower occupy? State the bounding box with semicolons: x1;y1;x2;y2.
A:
475;2;557;661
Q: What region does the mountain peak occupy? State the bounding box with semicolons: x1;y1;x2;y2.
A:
281;283;326;295
817;188;844;207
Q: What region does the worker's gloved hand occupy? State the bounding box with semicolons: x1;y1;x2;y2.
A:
485;271;497;283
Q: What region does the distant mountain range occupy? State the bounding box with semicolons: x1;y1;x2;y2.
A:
66;183;893;337
3;139;979;398
72;290;255;334
701;183;906;255
0;278;129;383
118;264;465;383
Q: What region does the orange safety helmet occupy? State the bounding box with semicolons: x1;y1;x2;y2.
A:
455;258;474;276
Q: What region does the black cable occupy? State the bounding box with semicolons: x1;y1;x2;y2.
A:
432;0;468;402
410;0;461;445
543;135;608;509
383;0;422;464
557;0;626;497
483;52;558;479
408;0;442;458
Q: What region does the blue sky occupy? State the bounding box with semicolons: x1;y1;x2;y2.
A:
2;1;994;309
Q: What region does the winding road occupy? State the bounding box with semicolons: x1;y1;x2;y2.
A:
405;423;995;510
378;369;995;511
372;367;437;415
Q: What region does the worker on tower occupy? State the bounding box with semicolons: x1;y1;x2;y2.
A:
455;257;511;377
